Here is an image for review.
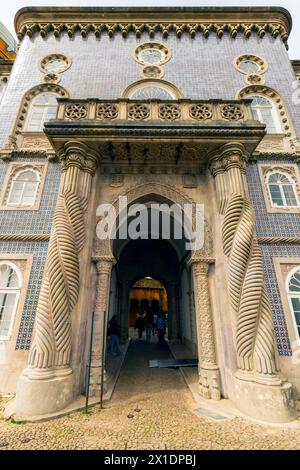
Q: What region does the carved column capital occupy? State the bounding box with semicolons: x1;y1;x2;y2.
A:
209;157;225;178
93;256;116;274
188;257;214;273
59;141;98;175
209;143;248;176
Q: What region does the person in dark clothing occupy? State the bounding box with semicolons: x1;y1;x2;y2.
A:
108;315;122;355
145;310;154;342
156;311;167;345
135;312;145;340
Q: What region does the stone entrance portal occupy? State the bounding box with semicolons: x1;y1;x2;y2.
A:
13;95;296;423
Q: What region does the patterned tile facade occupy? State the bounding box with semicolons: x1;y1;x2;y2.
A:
0;240;48;350
247;160;300;355
0;32;298;148
247;160;300;238
0;157;60;349
0;30;299;356
0;158;60;234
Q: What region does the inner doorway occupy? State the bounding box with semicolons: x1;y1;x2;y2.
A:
129;277;168;340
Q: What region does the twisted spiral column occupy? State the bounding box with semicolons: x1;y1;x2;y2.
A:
26;142;98;380
89;257;115;396
189;259;221;400
210;144;281;385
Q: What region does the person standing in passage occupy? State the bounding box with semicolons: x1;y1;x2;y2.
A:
145;310;154;342
156;311;167;345
108;315;122;356
152;312;157;336
135;311;145;340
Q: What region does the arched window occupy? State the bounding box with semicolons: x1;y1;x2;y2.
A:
287;267;300;341
130;86;175;100
0;262;21;339
267;171;299;208
250;95;281;133
25;93;58;132
7;169;40;206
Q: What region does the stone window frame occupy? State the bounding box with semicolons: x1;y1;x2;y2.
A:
122;79;183;100
39;53;72;74
0;162;48;211
273;258;300;351
0;255;33;343
237;85;296;140
133;42;171;66
11;83;69;141
258;163;300;214
234;54;268;75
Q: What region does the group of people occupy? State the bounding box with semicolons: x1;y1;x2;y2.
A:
107;309;168;356
135;310;167;344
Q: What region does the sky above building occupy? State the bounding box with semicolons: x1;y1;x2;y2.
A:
1;0;299;59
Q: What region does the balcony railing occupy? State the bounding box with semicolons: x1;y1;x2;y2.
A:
56;98;254;125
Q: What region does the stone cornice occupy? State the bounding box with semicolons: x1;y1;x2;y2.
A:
14;6;291;47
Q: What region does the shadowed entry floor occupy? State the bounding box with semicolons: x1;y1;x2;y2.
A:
111;338;188;404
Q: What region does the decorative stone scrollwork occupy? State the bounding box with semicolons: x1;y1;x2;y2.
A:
222;193;280;384
96;103;119;120
210;144;281;386
220;104;244;121
26;141;98;377
65;103;88;120
128;103;150;120
158;103;181;121
189;104;213;121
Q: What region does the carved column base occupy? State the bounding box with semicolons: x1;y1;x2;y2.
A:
199;366;221;401
235;369;282;387
15;371;74;418
88;352;107;397
227;373;296;423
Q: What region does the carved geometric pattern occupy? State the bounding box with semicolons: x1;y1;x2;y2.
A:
128;103;150;120
16;22;290;49
158;104;181;121
65;104;88;120
96;103;119;120
220;104;244;121
189;104;213;121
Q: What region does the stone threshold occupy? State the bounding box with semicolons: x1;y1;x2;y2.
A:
168;342;300;429
3;339;130;423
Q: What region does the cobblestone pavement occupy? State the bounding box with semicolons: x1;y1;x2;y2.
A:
1;337;300;450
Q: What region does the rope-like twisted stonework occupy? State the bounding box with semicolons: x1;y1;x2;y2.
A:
222;193;278;377
28;143;97;373
0;234;50;241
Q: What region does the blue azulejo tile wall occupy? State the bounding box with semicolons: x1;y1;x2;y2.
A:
0;158;60;234
260;244;300;356
0;156;60;350
247;160;300;238
0;241;48;351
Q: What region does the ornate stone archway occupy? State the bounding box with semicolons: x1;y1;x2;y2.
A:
93;181;221;400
